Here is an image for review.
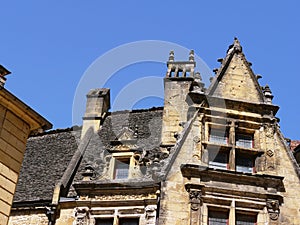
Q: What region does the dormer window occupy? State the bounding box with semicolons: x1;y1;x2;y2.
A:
236;134;253;149
114;158;130;180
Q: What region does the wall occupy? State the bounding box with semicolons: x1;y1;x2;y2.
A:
0;105;30;225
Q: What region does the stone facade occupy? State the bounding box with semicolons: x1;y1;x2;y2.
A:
8;39;300;225
0;65;51;225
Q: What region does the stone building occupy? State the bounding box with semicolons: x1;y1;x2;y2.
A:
8;39;300;225
0;65;52;225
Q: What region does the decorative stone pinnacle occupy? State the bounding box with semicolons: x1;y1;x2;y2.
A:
263;84;274;104
233;37;242;52
169;50;174;61
189;50;195;62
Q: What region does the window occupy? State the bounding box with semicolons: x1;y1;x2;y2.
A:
236;213;257;225
114;158;130;179
96;218;139;225
236;154;254;173
119;218;139;225
208;210;228;225
236;134;253;149
209;129;228;145
96;218;113;225
209;149;229;170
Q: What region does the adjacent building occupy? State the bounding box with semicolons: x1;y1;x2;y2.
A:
8;39;300;225
0;65;52;225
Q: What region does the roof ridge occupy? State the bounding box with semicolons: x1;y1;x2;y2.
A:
29;125;82;137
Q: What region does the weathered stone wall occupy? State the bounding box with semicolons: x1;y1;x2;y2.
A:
161;78;193;146
159;120;200;224
8;209;48;225
55;208;75;225
274;131;300;225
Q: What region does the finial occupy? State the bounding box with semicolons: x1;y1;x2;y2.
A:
227;37;242;54
233;37;242;52
169;50;174;61
189;50;195;62
263;84;274;104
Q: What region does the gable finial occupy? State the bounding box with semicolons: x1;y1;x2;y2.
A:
227;37;242;54
263;84;274;104
233;37;242;52
189;50;195;62
168;50;175;62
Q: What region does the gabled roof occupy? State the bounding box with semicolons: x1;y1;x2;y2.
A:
207;38;266;104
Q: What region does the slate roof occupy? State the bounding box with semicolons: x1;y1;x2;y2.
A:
13;107;163;203
13;128;80;203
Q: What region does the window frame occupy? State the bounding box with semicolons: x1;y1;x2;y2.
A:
111;152;134;180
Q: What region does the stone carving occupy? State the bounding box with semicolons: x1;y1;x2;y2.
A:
145;205;157;225
193;136;200;143
139;147;169;166
266;149;274;157
266;200;280;220
81;165;96;181
81;193;156;201
74;207;89;225
189;190;202;211
265;124;275;138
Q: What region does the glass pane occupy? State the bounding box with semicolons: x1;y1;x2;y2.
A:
119;218;139;225
96;218;114;225
208;211;228;225
210;130;228;145
209;151;228;170
236;213;256;225
114;159;130;179
236;155;253;173
236;134;253;148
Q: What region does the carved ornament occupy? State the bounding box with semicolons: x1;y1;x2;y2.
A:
79;193;157;201
266;199;280;221
189;190;202;211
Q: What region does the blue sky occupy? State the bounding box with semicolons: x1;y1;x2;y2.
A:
1;1;300;140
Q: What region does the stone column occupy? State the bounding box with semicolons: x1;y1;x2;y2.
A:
228;200;235;225
228;121;235;171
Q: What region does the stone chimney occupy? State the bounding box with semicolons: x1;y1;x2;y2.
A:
81;88;110;138
0;65;11;88
161;50;195;146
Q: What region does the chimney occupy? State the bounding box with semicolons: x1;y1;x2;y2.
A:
0;65;11;88
161;50;195;146
81;88;110;138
